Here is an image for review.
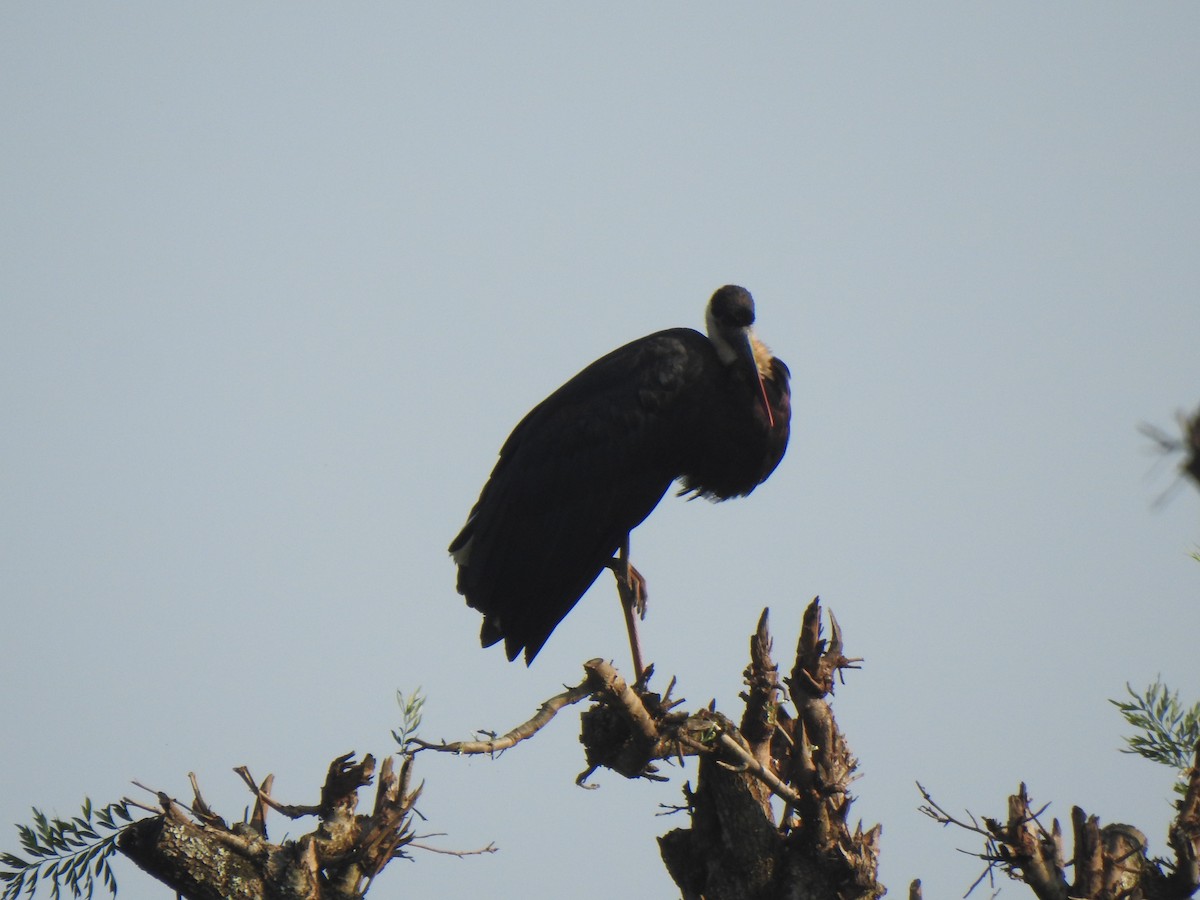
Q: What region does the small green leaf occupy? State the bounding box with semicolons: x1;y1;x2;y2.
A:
1;797;137;900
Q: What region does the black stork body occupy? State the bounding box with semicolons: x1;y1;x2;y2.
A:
449;284;790;668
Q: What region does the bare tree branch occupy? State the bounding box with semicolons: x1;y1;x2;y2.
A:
412;676;594;755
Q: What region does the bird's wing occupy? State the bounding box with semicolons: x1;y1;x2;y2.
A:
452;328;712;661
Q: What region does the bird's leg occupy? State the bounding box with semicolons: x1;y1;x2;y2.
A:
606;538;648;686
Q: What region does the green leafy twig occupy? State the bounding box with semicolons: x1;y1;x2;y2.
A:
1111;678;1200;796
392;688;426;751
0;798;136;900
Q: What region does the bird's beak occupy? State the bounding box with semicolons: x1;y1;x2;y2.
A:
735;331;775;429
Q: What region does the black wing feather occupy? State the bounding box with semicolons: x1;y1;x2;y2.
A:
450;328;713;663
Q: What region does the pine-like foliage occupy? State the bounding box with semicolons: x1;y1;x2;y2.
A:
1112;678;1200;798
0;798;134;900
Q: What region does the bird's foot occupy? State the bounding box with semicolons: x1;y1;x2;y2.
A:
625;562;648;620
606;557;648;619
607;549;650;684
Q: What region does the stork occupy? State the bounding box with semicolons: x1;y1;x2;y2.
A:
449;284;791;679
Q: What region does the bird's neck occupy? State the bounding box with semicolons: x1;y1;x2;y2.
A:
750;335;775;379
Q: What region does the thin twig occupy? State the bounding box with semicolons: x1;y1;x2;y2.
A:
130;781;194;818
412;678;594;755
916;781;996;839
123;797;162;817
233;766;321;819
408;841;498;858
187;772;226;829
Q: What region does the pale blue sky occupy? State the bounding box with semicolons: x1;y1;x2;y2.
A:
3;5;1198;899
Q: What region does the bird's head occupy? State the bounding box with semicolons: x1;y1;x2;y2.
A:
706;285;777;427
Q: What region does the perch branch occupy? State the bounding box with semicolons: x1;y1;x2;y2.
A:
413;677;594;755
582;657;659;745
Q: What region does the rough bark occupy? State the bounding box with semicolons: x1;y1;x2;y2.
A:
415;598;885;900
655;600;883;900
112;598;883;900
15;590;1196;900
116;752;421;900
920;743;1200;900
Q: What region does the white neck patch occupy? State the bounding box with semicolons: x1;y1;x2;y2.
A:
706;306;744;365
